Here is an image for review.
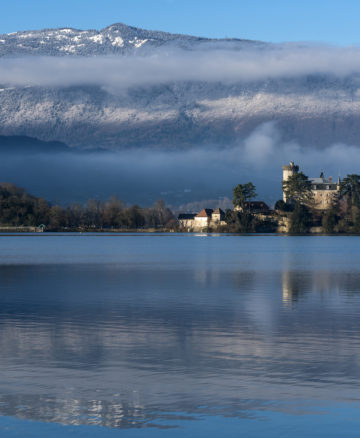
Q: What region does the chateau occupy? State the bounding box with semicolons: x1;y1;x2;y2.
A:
282;162;340;209
177;162;342;232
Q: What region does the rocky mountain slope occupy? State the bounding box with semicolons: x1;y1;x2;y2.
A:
0;23;359;150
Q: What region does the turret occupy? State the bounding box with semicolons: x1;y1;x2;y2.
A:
282;161;298;202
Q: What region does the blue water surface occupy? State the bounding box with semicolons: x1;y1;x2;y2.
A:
0;233;360;436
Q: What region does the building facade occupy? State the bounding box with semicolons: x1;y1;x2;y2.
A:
178;208;226;231
282;161;340;210
211;208;226;224
178;213;196;229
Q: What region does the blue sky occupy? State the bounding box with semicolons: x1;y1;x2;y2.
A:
1;0;360;44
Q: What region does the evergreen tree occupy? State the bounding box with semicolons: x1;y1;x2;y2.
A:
340;174;360;208
232;183;257;209
290;203;311;233
282;172;313;205
322;208;339;234
274;199;292;212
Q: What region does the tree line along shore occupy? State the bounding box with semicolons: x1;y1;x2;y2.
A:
0;183;176;232
0;172;360;234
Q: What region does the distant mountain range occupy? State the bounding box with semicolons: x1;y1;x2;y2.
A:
0;23;360;150
0;135;70;153
0;23;260;57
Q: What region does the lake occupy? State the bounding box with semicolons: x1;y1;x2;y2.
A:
0;233;360;437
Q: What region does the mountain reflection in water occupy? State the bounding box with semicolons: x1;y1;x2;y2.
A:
0;234;360;431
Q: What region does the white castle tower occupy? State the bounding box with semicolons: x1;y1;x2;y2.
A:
282;161;298;202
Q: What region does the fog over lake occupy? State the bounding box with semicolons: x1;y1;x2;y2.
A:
1;121;359;207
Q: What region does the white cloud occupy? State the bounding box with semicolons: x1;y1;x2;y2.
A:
243;122;280;166
1;44;360;89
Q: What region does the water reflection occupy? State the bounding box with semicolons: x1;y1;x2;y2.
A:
282;270;360;306
0;235;359;430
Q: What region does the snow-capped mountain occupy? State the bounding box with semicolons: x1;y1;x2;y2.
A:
0;23;259;57
0;23;359;150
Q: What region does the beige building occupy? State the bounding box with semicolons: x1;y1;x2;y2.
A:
177;213;196;229
211;208;226;225
194;208;213;228
178;208;226;231
282;161;340;210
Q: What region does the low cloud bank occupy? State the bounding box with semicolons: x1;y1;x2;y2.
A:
0;123;359;208
2;44;360;89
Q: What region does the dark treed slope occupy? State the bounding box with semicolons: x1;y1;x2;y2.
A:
0;135;70;153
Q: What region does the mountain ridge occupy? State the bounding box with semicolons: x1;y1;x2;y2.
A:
0;135;71;153
0;22;359;150
0;22;261;57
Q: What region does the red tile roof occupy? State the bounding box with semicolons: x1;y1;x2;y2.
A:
195;208;213;218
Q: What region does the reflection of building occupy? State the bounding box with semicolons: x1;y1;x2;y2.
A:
178;208;226;231
282;161;340;209
282;270;309;307
282;271;294;307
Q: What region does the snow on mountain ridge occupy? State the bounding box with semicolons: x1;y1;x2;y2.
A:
1;23;360;151
0;22;260;57
1;76;360;150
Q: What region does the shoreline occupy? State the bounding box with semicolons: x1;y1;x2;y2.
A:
1;230;360;236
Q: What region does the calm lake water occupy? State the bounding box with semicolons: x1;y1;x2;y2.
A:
0;233;360;437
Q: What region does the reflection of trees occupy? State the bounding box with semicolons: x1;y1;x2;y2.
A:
2;264;360;429
282;270;360;306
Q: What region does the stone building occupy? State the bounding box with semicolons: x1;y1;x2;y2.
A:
178;208;226;231
194;209;214;228
310;173;340;210
178;213;196;229
211;208;226;224
282;161;340;210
